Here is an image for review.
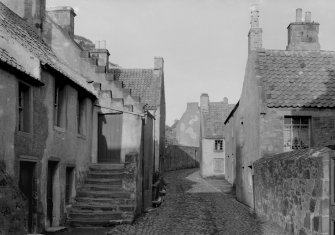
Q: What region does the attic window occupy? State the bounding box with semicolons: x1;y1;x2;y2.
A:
214;139;223;151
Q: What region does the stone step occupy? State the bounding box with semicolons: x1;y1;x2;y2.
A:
88;167;124;174
90;164;124;170
69;218;133;227
79;184;123;192
70;211;131;220
71;205;134;213
87;172;123;179
75;197;135;206
76;190;132;199
85;178;122;186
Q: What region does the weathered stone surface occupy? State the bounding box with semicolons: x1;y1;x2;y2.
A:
254;147;332;235
0;162;28;235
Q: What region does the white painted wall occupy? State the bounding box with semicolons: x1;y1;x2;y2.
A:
200;138;225;177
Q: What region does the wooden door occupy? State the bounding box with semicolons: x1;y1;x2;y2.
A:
19;161;36;233
98;114;123;163
330;157;335;234
142;116;154;209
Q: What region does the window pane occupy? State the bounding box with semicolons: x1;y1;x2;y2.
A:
301;117;309;124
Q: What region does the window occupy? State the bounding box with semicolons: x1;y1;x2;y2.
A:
18;82;31;132
284;116;310;151
54;81;66;128
65;167;74;205
214;139;223;151
77;93;86;135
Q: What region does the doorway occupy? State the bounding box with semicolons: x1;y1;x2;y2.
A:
47;161;60;227
19;161;36;233
97;114;123;163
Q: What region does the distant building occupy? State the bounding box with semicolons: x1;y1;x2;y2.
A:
175;103;200;147
224;8;335;208
199;94;234;177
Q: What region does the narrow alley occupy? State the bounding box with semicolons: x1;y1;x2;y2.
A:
55;168;287;235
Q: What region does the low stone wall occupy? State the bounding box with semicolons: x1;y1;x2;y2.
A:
0;162;28;235
253;147;332;235
162;145;199;172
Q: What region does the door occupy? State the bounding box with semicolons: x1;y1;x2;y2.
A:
142;116;154;209
330;157;335;234
98;114;123;163
19;161;36;233
47;161;58;227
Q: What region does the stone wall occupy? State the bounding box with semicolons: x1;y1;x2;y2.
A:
254;147;332;235
0;162;28;235
162;145;199;172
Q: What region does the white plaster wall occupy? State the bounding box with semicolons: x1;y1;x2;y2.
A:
200;138;225;177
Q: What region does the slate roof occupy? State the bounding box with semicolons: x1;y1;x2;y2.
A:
111;68;160;109
0;47;34;79
256;49;335;108
203;102;235;138
0;3;96;96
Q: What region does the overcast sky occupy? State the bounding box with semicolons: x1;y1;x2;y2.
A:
47;0;335;125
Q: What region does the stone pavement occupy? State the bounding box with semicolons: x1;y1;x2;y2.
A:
109;168;288;235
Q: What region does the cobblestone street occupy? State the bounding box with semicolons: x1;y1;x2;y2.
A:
108;168;287;235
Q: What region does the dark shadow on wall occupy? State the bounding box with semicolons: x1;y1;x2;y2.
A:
161;145;200;172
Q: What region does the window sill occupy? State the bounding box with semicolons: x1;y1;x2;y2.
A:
54;126;66;133
16;130;33;138
77;134;86;140
213;150;224;152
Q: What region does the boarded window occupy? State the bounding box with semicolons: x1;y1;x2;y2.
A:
77;94;86;135
54;81;66;128
284;116;310;151
18;82;31;132
213;158;224;173
214;139;223;151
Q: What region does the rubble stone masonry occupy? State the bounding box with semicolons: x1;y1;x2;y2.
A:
254;147;332;235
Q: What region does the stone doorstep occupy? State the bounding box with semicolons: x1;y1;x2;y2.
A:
44;226;67;233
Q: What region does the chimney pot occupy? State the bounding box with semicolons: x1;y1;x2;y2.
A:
296;8;302;22
305;11;311;22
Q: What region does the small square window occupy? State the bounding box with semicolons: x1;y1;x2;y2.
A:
214;139;223;151
283;116;310;151
18;82;31;132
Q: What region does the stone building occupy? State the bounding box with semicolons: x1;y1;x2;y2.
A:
200;94;234;177
224;8;335;208
0;1;164;233
110;63;166;172
175;102;200;147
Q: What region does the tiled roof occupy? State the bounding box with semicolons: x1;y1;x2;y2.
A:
111;68;160;109
0;3;96;96
256;49;335;108
203;102;235;138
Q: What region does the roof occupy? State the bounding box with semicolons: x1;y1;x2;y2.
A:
256;49;335;108
202;102;235;138
0;3;96;96
111;68;161;109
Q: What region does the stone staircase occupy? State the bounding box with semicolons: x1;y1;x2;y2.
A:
68;164;135;227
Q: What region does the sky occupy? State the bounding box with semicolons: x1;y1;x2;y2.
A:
47;0;335;126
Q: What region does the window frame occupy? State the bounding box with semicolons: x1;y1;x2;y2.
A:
283;116;311;151
17;81;32;133
77;93;86;136
214;139;224;152
54;80;67;129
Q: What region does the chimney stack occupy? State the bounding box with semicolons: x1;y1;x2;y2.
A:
154;57;164;70
296;8;302;22
200;93;209;113
0;0;46;35
47;6;76;39
248;5;263;52
305;11;311;22
287;8;320;51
